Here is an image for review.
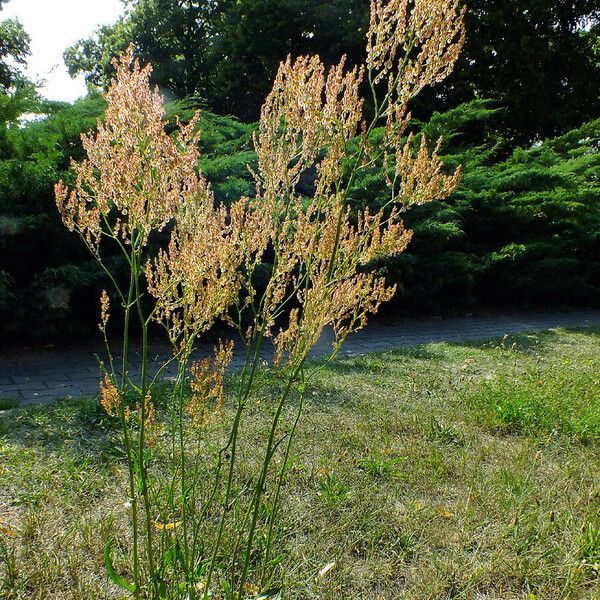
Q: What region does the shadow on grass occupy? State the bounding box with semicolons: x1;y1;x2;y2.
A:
389;325;599;358
0;395;124;466
448;328;568;354
0;378;207;471
327;326;600;375
2;326;598;452
309;326;600;409
0;396;21;411
323;345;440;377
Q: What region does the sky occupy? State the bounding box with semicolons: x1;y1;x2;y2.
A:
2;0;124;102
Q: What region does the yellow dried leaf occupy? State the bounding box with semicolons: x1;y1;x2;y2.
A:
0;525;15;537
316;561;336;579
152;520;182;531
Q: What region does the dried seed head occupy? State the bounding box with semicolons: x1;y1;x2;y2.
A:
55;45;204;251
393;133;462;205
187;340;234;426
99;290;110;332
253;0;465;368
138;392;157;446
367;0;466;96
58;1;465;384
99;375;120;417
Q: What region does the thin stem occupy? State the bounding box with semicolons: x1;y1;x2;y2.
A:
236;359;304;597
121;254;140;595
203;327;265;597
132;245;157;592
261;376;305;585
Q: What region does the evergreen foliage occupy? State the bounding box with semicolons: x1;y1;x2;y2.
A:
2;0;600;338
0;96;255;339
2;96;599;340
353;102;600;313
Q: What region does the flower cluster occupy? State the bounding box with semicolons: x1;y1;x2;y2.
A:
367;0;466;101
366;0;465;205
138;392;157;446
252;0;464;368
55;46;203;251
145;186;240;346
99;290;110;332
99;375;120;417
187;341;234;426
57;0;465;374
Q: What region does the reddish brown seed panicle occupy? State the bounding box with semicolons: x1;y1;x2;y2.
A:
187;341;234;426
99;375;120;417
55;45;204;251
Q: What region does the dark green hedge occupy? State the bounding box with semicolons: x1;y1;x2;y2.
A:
1;97;598;341
351;101;600;313
0;96;255;340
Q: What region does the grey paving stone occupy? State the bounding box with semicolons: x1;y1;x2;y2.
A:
0;389;23;400
1;309;599;404
11;375;37;384
10;381;50;392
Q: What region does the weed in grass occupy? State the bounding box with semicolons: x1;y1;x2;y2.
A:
356;454;402;479
49;0;467;595
391;531;417;560
468;360;600;441
317;473;350;504
12;490;42;508
577;522;600;565
0;538;18;592
428;415;466;447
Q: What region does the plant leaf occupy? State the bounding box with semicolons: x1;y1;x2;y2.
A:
104;541;137;593
257;589;282;600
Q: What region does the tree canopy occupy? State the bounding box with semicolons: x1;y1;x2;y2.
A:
65;0;368;121
433;0;600;141
64;0;600;140
0;16;30;91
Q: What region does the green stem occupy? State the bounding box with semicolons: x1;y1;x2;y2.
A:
177;348;193;592
261;378;305;585
203;329;265;598
121;257;141;596
132;246;157;593
237;360;304;597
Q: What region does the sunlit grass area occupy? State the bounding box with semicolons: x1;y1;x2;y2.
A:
1;328;599;599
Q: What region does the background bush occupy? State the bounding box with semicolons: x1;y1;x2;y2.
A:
351;102;600;314
2;97;599;341
1;0;600;341
0;95;256;340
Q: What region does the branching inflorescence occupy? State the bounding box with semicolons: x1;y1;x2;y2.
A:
55;1;465;597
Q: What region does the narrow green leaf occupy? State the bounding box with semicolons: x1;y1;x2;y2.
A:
257;589;282;600
104;542;137;593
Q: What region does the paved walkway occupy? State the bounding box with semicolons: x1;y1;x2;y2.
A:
1;309;599;405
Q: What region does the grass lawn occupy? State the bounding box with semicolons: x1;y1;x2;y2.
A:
0;328;599;599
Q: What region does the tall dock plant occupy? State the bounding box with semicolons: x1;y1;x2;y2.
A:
55;0;465;597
